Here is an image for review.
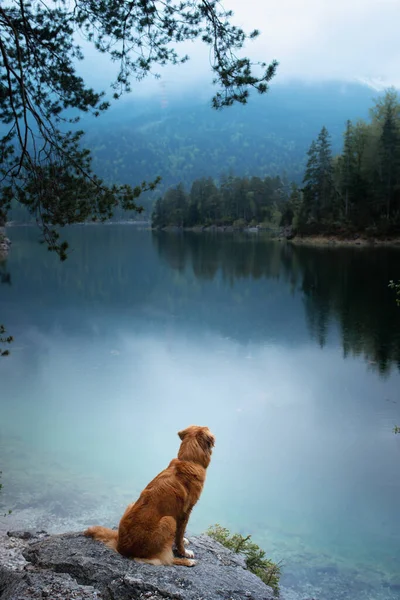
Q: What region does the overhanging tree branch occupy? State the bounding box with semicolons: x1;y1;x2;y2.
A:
0;0;278;258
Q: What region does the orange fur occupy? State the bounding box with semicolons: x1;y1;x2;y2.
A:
84;425;215;567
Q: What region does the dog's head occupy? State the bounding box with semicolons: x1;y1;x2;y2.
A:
177;425;215;468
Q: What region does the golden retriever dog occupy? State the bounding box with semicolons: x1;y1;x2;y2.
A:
84;425;215;567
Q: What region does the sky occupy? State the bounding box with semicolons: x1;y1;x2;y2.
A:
225;0;400;86
78;0;400;97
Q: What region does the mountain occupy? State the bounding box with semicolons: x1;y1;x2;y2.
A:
82;81;381;207
8;80;384;222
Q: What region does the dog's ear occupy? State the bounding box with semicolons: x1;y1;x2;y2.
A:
178;425;197;440
204;430;215;449
178;428;188;441
198;428;215;450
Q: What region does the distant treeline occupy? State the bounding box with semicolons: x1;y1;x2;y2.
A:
152;174;289;229
153;89;400;235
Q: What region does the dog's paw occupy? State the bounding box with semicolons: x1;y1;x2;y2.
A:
183;537;189;546
184;549;195;558
186;559;196;567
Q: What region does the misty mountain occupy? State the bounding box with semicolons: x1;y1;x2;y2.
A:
6;80;384;224
80;81;381;213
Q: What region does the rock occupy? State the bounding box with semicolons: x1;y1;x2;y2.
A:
0;531;275;600
7;530;36;540
281;226;295;241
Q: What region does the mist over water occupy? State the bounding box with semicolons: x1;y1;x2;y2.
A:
1;226;400;599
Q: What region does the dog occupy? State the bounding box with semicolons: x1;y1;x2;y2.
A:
84;425;215;567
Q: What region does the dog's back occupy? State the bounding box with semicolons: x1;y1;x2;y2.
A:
85;425;215;567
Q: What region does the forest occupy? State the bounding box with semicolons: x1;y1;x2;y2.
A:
152;174;289;229
152;89;400;236
7;82;376;225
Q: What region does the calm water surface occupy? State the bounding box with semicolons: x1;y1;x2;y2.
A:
1;226;400;600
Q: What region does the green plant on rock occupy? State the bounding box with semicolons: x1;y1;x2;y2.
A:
206;524;281;596
394;426;400;434
389;280;400;306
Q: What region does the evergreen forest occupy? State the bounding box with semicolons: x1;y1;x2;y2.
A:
7;82;378;228
152;89;400;237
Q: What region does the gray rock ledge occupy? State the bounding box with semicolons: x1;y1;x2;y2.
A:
0;530;275;600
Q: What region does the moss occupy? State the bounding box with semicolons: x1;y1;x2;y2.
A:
206;524;281;596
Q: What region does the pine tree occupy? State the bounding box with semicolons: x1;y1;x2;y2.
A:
152;198;166;228
186;200;200;227
280;183;302;228
342;120;356;219
316;126;334;219
190;178;219;225
170;184;188;227
380;103;400;219
289;183;303;229
302;140;319;223
369;89;400;223
350;120;371;226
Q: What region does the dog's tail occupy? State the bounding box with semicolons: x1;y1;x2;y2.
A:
84;526;118;551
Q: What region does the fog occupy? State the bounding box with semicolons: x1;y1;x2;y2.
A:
74;0;400;99
2;322;399;546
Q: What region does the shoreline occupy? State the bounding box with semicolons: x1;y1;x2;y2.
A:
154;225;277;234
155;226;400;247
156;225;400;247
5;220;151;227
289;234;400;247
5;222;400;247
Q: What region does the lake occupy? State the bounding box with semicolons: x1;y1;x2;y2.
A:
1;226;400;600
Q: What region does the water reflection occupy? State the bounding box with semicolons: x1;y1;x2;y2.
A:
153;232;400;374
1;227;400;600
0;259;11;285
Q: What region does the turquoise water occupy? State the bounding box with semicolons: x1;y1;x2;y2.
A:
1;226;400;599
